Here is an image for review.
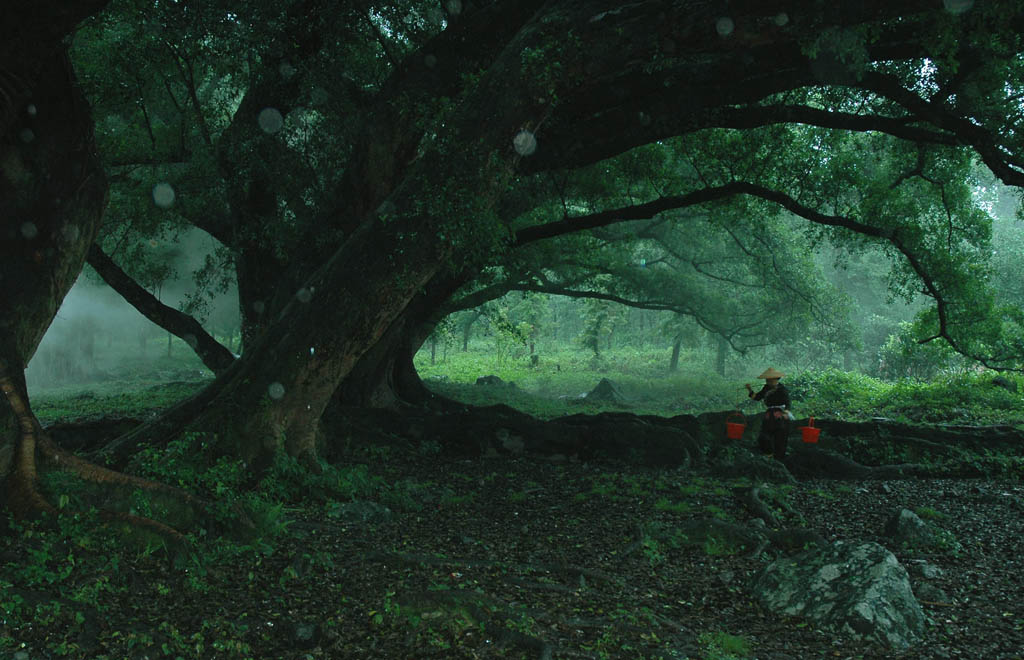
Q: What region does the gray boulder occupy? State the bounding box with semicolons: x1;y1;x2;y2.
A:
750;540;925;649
884;508;935;549
328;500;393;525
584;378;628;403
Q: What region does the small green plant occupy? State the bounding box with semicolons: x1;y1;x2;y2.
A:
703;533;743;557
698;630;753;659
653;497;691;514
914;506;949;521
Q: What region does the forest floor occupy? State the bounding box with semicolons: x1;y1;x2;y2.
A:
4;440;1023;659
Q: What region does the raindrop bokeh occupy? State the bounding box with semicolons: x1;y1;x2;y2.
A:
21;222;38;240
715;17;734;36
444;0;462;16
26;103;37;116
279;62;296;78
774;12;789;26
513;130;537;156
258;107;284;134
268;382;286;400
19;128;34;143
296;287;313;303
152;182;176;209
943;0;973;13
253;301;266;315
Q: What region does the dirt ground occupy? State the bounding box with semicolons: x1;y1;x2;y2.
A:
4;443;1024;659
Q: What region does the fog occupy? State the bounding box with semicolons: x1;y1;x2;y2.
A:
26;236;240;393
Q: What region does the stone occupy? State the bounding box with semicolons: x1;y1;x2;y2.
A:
910;562;944;580
883;509;935;548
914;582;950;603
750;540;925;649
584;378;628;403
292;622;319;648
328;500;393;525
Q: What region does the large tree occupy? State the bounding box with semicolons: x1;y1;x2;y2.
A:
5;0;1024;514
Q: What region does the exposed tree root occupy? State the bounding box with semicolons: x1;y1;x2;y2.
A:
1;357;198;543
1;368;57;516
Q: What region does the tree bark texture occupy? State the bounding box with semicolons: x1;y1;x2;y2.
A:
0;44;108;501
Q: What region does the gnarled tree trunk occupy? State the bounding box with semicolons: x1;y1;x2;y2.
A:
0;43;109;512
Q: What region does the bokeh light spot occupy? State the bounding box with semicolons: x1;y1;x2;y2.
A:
152;183;176;208
513;130;537;156
258;107;284;134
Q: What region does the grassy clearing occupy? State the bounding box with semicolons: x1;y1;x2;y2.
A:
417;346;1024;425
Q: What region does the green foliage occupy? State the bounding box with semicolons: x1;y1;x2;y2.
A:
878;321;964;379
258;452;385;504
698;630;753;660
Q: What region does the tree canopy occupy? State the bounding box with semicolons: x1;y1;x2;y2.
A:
4;0;1024;509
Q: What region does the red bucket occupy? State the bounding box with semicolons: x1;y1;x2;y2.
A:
725;412;746;439
800;416;821;443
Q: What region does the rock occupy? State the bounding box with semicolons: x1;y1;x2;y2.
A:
328;500;393;525
476;375;511;387
750;540;925;649
914;582;950;603
883;509;935;548
584;378;628;403
910;562;944;580
292;621;319;648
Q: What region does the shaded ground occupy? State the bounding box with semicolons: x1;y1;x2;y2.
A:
4;438;1022;659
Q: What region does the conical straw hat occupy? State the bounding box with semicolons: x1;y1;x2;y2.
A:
757;367;785;379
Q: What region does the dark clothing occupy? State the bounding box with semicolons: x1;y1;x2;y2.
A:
750;383;790;409
750;383;791;460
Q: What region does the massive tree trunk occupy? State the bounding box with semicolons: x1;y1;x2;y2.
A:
0;44;109;510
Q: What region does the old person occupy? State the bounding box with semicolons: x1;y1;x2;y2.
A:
745;367;791;460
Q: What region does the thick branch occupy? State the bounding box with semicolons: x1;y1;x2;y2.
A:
856;72;1024;187
87;244;236;373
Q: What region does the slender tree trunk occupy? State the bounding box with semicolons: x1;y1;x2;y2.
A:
669;339;682;372
715;336;727;376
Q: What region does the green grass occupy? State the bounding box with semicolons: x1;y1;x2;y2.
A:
419;347;1024;425
28;338;213;424
416;345;746;418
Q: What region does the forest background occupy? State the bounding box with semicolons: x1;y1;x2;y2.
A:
5;0;1024;658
